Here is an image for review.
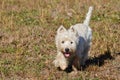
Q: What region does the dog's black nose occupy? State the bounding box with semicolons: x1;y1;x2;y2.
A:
65;48;69;52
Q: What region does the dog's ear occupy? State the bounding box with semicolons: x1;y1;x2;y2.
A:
57;25;66;33
69;26;78;36
69;26;76;33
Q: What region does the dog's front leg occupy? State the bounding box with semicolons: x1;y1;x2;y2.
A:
53;52;68;70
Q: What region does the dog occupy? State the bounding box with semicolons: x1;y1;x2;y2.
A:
53;6;93;71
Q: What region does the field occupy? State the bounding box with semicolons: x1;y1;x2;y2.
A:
0;0;120;80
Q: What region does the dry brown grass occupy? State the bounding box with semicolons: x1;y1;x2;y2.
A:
0;0;120;80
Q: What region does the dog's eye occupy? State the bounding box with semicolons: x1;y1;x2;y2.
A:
71;42;73;44
62;41;64;44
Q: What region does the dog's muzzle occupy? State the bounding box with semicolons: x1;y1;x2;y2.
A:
63;48;71;58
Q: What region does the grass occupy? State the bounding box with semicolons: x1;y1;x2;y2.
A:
0;0;120;80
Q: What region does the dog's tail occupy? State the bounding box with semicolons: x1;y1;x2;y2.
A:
83;6;93;26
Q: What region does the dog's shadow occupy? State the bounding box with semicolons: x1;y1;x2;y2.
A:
65;48;120;73
86;49;114;67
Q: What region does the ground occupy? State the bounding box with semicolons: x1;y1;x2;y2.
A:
0;0;120;80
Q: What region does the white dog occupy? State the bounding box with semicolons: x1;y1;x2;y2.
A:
53;6;93;71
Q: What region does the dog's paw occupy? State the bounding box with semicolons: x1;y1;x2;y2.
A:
60;65;67;70
59;61;68;70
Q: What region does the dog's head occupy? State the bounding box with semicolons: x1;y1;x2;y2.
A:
56;25;78;58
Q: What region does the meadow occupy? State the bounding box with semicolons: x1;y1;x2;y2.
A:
0;0;120;80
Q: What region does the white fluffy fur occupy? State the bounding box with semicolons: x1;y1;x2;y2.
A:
53;6;93;70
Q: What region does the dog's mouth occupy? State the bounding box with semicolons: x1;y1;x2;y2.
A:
63;52;71;58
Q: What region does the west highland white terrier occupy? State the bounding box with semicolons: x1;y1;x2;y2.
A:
53;6;93;71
